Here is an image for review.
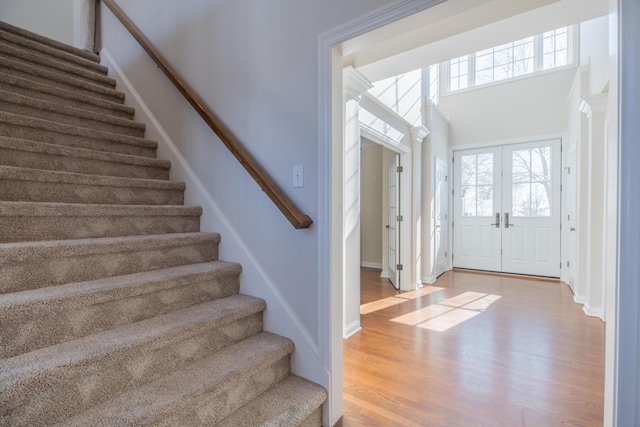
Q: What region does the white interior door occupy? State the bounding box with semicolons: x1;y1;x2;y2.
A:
434;158;449;277
387;155;400;288
453;147;502;272
453;139;562;277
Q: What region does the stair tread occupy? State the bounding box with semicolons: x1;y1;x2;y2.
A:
0;201;201;217
0;73;134;118
0;30;107;74
0;56;123;101
0;42;115;87
217;375;328;427
0;88;145;132
0;232;220;264
0;110;157;151
0;295;267;399
0;165;184;190
57;332;293;426
0;135;169;170
0;20;99;63
0;261;241;314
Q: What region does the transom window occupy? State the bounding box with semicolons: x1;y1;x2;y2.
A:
447;26;575;93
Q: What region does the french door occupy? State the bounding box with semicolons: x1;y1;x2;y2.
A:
453;139;561;277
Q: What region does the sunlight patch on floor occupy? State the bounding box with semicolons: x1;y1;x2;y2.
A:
360;286;445;314
390;292;502;332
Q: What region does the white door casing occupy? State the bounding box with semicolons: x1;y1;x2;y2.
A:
434;158;448;277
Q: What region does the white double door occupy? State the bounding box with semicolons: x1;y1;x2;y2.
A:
453;139;561;277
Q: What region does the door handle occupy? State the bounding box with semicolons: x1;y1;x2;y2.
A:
385;225;390;229
570;227;576;231
504;212;515;228
490;212;500;228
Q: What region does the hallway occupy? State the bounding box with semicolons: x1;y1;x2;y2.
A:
341;268;605;426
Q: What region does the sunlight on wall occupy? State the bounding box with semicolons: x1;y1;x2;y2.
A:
368;69;423;126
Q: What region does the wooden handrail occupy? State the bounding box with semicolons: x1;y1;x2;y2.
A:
103;0;312;229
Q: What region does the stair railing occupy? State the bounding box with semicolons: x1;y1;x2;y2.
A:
102;0;313;229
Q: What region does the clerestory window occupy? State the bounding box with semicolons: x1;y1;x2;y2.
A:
446;26;576;93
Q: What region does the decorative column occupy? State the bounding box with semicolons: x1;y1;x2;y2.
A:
410;126;429;289
342;66;372;338
578;93;608;319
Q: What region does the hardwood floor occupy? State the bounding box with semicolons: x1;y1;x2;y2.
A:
341;268;605;427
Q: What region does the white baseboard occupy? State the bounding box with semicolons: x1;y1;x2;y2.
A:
421;275;437;285
361;261;382;269
583;303;604;320
380;270;389;278
343;319;362;339
574;295;587;305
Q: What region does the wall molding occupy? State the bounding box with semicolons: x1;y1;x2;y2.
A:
583;303;604;320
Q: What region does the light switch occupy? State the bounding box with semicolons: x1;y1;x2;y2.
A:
293;165;303;188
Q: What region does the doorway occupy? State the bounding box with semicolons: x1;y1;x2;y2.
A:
453;139;562;277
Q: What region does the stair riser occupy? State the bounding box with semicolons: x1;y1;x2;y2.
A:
0;47;114;88
2;313;265;426
0;269;240;357
0;99;145;138
0;146;169;180
0;77;134;120
0;32;107;75
0;178;184;206
154;355;292;426
0;63;123;104
0;238;218;294
0;120;156;158
0;214;200;243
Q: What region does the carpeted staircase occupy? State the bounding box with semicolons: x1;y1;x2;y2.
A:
0;20;326;426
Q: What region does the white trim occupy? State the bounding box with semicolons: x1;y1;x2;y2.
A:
574;295;587;305
583;303;604;320
343;319;362;339
343;66;373;101
450;132;567;152
421;275;437;285
380;269;390;278
361;261;383;269
100;47;328;392
317;2;446;423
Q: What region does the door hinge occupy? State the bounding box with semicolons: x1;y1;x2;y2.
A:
452;253;454;260
560;223;562;230
560;184;563;192
560;262;562;269
452;188;454;196
445;175;448;182
452;156;455;163
397;215;403;222
397;166;403;173
452;221;454;228
397;264;403;271
445;251;448;258
567;260;570;268
567;214;571;221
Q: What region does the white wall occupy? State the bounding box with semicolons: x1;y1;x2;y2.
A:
360;143;383;268
580;15;610;95
99;0;395;419
439;68;576;146
0;0;74;44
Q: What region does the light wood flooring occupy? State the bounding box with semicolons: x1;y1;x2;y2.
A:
341;268;605;427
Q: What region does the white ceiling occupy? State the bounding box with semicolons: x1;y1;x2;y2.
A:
342;0;609;82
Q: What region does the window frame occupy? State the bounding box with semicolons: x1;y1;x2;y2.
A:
444;25;578;95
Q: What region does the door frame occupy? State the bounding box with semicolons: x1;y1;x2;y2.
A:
318;1;631;426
